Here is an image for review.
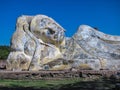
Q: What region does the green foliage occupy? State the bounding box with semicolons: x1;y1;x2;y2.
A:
0;46;10;60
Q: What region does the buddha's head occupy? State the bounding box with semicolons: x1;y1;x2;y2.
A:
30;15;65;45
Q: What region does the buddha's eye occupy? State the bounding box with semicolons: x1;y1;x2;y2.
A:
48;28;55;34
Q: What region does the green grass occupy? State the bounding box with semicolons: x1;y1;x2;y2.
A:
0;78;82;89
0;78;118;90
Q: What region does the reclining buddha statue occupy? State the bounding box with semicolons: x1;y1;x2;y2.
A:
7;15;120;71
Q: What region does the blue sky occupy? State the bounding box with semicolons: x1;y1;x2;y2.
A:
0;0;120;45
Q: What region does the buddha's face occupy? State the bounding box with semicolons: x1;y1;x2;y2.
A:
30;15;65;44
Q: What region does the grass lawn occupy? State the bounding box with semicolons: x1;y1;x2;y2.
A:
0;78;82;89
0;78;119;90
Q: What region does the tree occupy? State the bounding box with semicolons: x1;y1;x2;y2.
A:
0;46;10;60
